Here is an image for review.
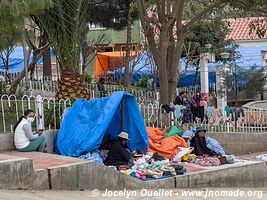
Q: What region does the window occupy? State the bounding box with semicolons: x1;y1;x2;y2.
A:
88;23;106;30
121;45;137;52
96;46;114;53
104;47;113;52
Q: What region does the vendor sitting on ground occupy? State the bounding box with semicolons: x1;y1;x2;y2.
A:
14;109;47;152
104;132;134;167
190;127;217;156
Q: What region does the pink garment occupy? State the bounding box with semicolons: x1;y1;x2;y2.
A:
200;100;208;110
198;155;221;166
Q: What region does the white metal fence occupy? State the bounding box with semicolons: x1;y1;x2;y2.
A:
1;94;267;133
0;94;71;133
0;77;217;98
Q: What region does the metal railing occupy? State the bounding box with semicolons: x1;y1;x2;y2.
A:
0;94;71;133
139;104;267;132
1;76;218;97
2;94;267;133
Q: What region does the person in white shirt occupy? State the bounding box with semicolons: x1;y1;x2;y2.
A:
14;109;46;152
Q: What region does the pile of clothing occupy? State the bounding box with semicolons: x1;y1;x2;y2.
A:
78;150;104;164
119;152;186;180
181;154;237;166
78;126;237;180
256;154;267;161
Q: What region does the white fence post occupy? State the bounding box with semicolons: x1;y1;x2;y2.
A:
36;95;45;130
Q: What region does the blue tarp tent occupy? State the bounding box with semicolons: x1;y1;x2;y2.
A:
55;92;149;157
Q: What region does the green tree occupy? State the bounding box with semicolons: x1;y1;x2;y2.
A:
242;66;267;99
219;64;266;106
136;0;267;104
0;0;53;94
183;18;238;88
0;44;16;83
0;0;53;50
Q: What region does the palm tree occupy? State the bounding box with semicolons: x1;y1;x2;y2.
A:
33;0;134;100
1;0;132;98
32;0;90;100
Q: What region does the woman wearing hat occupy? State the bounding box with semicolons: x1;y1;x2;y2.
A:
191;127;217;156
104;132;134;167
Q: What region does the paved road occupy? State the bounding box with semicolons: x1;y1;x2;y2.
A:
0;188;266;200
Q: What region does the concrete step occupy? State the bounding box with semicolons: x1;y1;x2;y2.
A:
0;153;33;189
0;151;266;190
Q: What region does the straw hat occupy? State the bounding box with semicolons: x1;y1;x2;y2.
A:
118;132;130;140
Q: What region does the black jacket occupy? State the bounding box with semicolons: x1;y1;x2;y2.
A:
174;96;184;105
191;135;217;156
105;141;131;166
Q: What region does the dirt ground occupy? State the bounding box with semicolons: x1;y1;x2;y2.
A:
0;188;266;200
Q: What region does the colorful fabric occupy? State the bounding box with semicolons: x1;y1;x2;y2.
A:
79;150;104;164
256;154;267;161
206;106;214;118
145;169;164;178
182;130;195;140
164;126;183;138
206;137;225;155
147;127;189;160
225;105;231;117
182;154;197;162
198;155;220;166
175;105;182;119
226;155;236;164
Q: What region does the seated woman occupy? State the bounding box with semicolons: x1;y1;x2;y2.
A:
104;132;134;167
14;109;47;152
191;127;217;156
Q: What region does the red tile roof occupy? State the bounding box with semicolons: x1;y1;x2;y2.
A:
226;17;267;41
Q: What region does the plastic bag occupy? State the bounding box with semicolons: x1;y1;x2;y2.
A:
173;147;194;162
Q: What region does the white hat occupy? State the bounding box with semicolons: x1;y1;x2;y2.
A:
118;132;130;140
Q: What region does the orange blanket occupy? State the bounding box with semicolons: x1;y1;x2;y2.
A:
147;127;189;159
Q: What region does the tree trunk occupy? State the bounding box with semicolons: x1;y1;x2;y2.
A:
157;26;169;105
55;67;89;100
158;52;169;104
167;41;184;103
8;49;44;95
124;3;132;89
42;35;52;77
152;70;158;92
4;59;10;84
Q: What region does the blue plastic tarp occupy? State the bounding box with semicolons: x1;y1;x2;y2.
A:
55;92;149;157
0;46;55;75
115;45;267;86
